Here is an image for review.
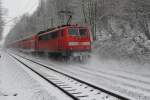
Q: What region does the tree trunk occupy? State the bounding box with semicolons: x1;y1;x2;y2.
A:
143;15;150;40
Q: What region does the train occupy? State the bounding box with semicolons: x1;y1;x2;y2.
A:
8;24;92;61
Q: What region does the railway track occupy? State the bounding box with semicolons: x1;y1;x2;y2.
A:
9;52;132;100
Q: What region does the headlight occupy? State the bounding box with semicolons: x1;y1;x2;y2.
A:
68;42;78;46
82;42;90;45
68;42;90;46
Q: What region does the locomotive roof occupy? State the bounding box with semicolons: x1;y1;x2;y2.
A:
12;24;88;44
37;24;87;35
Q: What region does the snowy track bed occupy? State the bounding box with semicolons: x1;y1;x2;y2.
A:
9;52;131;100
48;62;150;100
0;50;70;100
40;59;150;100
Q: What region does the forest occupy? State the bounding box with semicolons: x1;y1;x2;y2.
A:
5;0;150;63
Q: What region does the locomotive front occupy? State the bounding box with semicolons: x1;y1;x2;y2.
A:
64;26;92;60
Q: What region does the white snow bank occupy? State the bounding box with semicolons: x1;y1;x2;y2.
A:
87;53;150;75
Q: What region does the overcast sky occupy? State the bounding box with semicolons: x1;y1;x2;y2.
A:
2;0;39;39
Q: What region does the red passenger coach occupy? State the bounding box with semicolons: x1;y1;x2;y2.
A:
13;35;38;52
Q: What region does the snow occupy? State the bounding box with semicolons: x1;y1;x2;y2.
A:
11;54;120;100
8;50;150;100
0;50;72;100
88;54;150;76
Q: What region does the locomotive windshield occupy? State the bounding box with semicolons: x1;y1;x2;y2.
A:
68;28;89;36
68;28;78;36
79;29;87;36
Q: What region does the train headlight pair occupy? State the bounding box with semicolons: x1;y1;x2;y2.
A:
68;42;78;46
68;42;90;46
82;42;90;45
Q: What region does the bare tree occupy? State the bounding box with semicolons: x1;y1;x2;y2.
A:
0;0;4;40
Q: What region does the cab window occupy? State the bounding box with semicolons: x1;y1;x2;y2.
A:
79;29;87;36
68;28;78;36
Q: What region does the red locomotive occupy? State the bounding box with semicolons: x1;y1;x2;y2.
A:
8;11;92;61
10;24;92;60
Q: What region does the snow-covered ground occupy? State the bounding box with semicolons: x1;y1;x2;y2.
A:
9;50;150;100
13;53;121;100
0;49;71;100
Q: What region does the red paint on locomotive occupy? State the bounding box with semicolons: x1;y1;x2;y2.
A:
10;25;92;57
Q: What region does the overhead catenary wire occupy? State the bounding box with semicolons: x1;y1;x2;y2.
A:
2;0;40;41
3;0;39;26
3;17;18;25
